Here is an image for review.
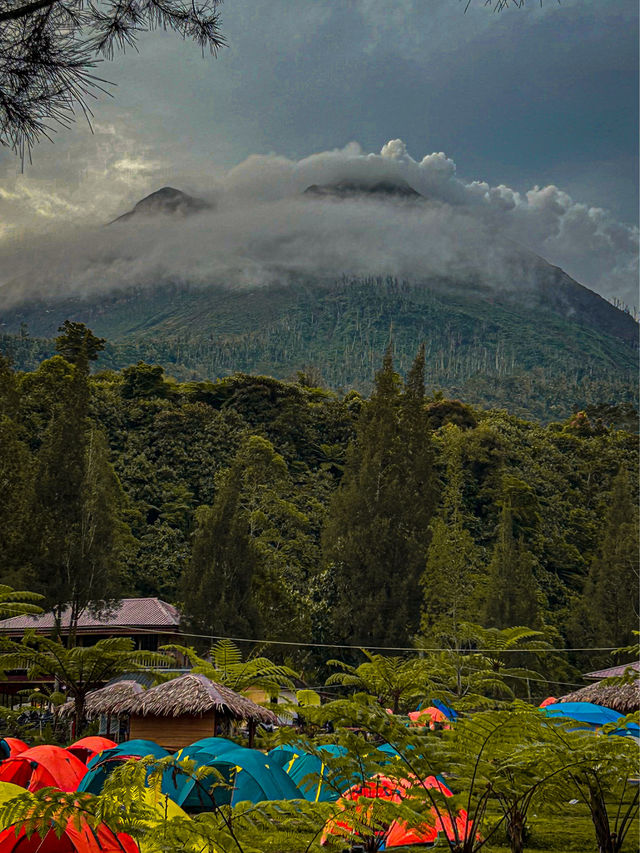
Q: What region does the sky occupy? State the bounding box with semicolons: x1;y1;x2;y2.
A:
0;0;638;306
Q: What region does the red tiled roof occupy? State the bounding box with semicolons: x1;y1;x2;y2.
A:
0;598;181;635
583;661;640;680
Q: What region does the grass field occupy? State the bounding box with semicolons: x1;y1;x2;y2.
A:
258;798;639;852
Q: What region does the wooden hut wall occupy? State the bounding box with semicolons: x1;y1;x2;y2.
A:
129;711;217;751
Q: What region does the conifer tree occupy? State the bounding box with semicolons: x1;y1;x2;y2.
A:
421;427;480;641
183;464;262;640
483;503;540;629
582;468;639;649
323;346;437;648
183;435;313;642
0;357;36;589
29;343;126;642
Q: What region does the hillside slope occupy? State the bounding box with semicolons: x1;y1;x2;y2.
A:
1;275;636;422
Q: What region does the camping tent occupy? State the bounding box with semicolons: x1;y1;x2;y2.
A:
269;745;357;803
161;744;302;808
68;737;117;765
0;741;28;761
159;738;243;810
0;820;138;853
0;747;87;792
77;740;169;795
542;702;623;727
321;774;471;849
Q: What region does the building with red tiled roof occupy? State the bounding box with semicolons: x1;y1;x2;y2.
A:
0;598;184;706
583;662;640;680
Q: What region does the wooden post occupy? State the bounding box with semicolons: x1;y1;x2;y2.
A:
248;720;256;749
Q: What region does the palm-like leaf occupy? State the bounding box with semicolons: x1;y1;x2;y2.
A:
326;651;437;713
163;640;299;697
0;585;43;619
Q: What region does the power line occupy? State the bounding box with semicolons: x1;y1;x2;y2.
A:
160;628;621;654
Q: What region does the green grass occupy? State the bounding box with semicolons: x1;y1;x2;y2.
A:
256;800;639;852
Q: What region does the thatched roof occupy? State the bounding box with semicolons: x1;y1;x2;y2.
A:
125;673;277;724
559;679;640;715
60;680;145;719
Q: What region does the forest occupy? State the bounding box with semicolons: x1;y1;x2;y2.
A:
1;276;637;425
0;321;638;687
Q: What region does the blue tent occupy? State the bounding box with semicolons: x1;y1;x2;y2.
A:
430;699;458;721
161;745;303;808
161;738;248;810
271;744;406;802
272;744;353;803
77;740;169;794
542;703;623;727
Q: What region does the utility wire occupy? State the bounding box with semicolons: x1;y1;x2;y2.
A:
151;627;621;654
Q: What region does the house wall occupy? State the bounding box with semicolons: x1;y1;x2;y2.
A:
129;711;217;751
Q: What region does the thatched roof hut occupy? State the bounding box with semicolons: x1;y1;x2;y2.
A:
60;680;145;719
126;673;276;723
123;673;277;750
559;680;640;715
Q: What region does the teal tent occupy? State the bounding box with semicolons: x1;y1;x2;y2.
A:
161;744;302;809
77;740;169;794
161;738;244;810
269;744;361;802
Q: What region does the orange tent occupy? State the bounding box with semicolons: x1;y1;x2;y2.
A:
322;772;474;850
408;707;449;730
0;741;28;760
0;747;87;792
0;821;137;853
68;737;117;765
539;697;558;708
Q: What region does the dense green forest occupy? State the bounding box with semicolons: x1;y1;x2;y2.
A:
0;322;637;685
1;277;637;424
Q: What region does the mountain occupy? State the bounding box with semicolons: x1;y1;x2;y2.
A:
0;186;637;422
303;178;422;200
109;187;212;224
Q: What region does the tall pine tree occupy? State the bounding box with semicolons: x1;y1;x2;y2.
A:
30;331;126;642
483;502;541;629
581;468;639;650
322;346;437;648
183;463;262;640
421;426;481;641
183;435;313;643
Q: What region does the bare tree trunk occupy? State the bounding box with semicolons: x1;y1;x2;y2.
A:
507;810;525;853
73;692;86;740
589;786;615;853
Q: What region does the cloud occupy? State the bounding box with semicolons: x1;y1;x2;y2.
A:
0;139;637;311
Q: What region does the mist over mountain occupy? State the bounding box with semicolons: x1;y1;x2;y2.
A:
0;140;637;420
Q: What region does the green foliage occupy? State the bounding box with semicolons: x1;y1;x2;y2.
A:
325;650;437;714
0;585;43;619
3;276;637;423
0;633;171;734
0;330;638;675
163;638;299;697
483;505;542;630
574;469;639;657
323;346;438;648
421;426;482;640
54;321;106;367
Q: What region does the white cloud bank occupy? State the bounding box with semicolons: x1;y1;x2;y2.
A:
0;137;637;309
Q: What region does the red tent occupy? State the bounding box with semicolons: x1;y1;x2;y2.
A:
322;773;474;849
408;707;450;730
0;740;29;760
67;737;116;765
0;747;87;792
0;821;137;853
539;697;558;708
